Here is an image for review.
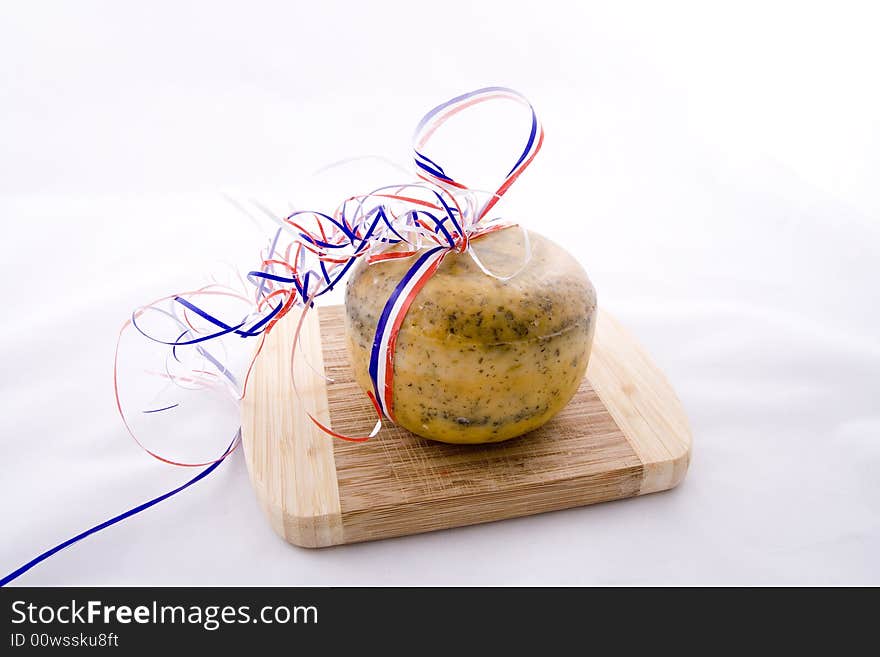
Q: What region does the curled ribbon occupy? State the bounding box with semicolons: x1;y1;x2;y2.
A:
2;87;543;586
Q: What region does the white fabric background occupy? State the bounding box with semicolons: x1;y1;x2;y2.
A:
2;1;878;585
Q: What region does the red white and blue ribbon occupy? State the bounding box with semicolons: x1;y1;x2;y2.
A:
414;86;543;220
370;87;543;418
368;245;448;421
2;86;543;586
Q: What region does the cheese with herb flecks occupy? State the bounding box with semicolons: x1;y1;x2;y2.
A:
344;227;596;444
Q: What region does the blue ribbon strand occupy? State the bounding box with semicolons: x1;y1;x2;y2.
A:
0;437;236;587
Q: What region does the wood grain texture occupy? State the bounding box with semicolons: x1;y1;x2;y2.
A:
587;312;692;494
241;304;691;547
240;306;342;547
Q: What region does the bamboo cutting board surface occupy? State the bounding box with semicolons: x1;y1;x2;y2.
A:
241;304;691;547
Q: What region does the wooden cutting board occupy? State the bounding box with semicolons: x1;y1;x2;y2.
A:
241;304;691;547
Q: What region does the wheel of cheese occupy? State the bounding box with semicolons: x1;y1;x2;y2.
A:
344;227;597;444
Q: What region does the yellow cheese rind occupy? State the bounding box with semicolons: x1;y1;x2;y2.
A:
344;227;597;444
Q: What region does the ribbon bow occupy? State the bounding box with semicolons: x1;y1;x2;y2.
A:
119;86;545;456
